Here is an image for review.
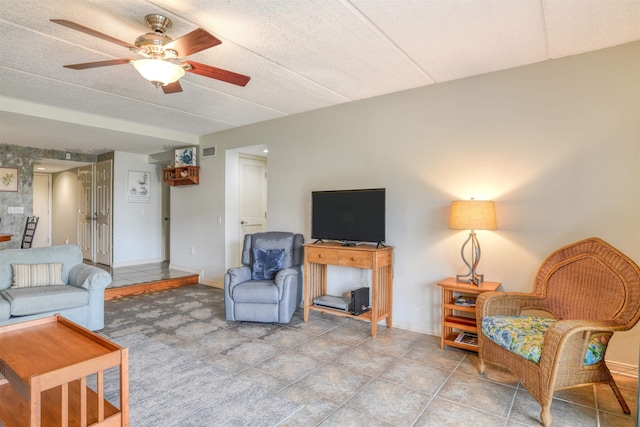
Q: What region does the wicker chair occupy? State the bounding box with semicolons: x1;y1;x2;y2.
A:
476;237;640;426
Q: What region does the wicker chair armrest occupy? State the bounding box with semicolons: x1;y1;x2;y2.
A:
476;292;546;317
538;319;621;370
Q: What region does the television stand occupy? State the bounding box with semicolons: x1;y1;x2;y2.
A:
302;242;393;337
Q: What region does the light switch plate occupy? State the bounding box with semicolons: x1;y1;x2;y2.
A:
8;207;24;214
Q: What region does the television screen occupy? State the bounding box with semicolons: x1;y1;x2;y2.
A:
311;188;385;244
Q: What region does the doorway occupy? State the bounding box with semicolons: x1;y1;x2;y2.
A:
238;155;267;253
224;146;268;269
78;160;113;265
32;173;51;247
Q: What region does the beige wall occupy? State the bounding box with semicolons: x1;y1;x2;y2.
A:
51;169;79;246
172;42;640;366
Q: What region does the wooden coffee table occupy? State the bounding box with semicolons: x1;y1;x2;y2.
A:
0;315;129;426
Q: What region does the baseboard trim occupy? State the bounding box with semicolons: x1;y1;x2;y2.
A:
112;258;164;268
200;279;223;289
607;360;638;378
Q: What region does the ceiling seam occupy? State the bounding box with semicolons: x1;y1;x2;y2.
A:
539;0;552;59
0;18;121;58
342;0;436;84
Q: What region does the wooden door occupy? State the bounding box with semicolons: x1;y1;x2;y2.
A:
77;165;93;260
95;160;112;265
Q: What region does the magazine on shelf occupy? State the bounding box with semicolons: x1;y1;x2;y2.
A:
454;296;477;307
454;332;478;346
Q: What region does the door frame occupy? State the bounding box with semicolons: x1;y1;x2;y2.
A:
224;146;268;270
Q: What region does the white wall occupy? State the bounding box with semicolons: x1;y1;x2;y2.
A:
112;151;163;266
171;42;640;366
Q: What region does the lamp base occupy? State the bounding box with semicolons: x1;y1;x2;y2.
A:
456;273;484;287
456;231;485;287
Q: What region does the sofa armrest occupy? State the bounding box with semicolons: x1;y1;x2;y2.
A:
68;264;112;291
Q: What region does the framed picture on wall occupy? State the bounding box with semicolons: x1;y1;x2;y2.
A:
127;170;151;203
0;167;19;192
175;147;196;167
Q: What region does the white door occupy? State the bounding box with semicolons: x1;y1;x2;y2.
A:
95;160;112;265
78;165;93;260
32;173;51;247
239;156;267;252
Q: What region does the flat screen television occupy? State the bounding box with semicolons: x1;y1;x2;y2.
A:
311;188;385;245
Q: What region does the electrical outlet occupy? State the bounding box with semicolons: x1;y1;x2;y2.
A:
217;216;222;225
190;247;195;255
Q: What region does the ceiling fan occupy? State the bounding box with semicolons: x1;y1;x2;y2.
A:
51;14;250;94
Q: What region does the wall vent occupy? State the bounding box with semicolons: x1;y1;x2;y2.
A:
202;146;217;158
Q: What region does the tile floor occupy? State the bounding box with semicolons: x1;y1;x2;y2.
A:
85;261;194;288
100;283;638;427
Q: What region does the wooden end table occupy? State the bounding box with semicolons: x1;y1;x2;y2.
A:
0;315;129;426
437;277;501;352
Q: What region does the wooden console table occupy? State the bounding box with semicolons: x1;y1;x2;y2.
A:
0;315;129;426
303;243;393;337
0;234;11;242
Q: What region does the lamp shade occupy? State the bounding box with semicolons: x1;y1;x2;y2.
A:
133;59;185;85
449;199;497;231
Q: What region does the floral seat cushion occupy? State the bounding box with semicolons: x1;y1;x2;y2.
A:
481;315;607;365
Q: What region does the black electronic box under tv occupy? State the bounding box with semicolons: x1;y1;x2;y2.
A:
311;188;385;245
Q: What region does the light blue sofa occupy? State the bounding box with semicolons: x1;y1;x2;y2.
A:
0;245;111;330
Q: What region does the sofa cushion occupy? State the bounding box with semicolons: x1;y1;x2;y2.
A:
251;248;285;280
481;315;607;365
232;281;280;304
0;296;9;321
0;245;83;291
0;285;89;316
11;263;64;288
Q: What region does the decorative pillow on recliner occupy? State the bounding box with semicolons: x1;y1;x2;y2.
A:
11;263;64;288
251;248;285;280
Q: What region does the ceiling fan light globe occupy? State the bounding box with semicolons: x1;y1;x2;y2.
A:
133;59;185;86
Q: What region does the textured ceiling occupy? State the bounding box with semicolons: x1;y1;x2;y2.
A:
1;0;638;155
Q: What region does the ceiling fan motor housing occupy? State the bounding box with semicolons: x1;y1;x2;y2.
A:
133;14;177;59
134;32;176;58
145;14;172;34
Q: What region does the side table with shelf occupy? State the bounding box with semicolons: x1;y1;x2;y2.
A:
437;277;501;352
303;243;393;338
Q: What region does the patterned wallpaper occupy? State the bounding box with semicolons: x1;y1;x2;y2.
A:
0;144;97;249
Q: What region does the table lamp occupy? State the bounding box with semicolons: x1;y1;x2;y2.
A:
449;198;497;286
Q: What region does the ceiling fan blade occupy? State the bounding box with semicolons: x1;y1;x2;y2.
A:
51;19;136;49
164;28;222;57
63;59;132;70
183;61;250;87
162;81;183;94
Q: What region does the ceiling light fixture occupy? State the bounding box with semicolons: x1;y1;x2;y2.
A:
133;59;185;87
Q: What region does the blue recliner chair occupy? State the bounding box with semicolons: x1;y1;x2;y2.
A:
224;232;304;323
